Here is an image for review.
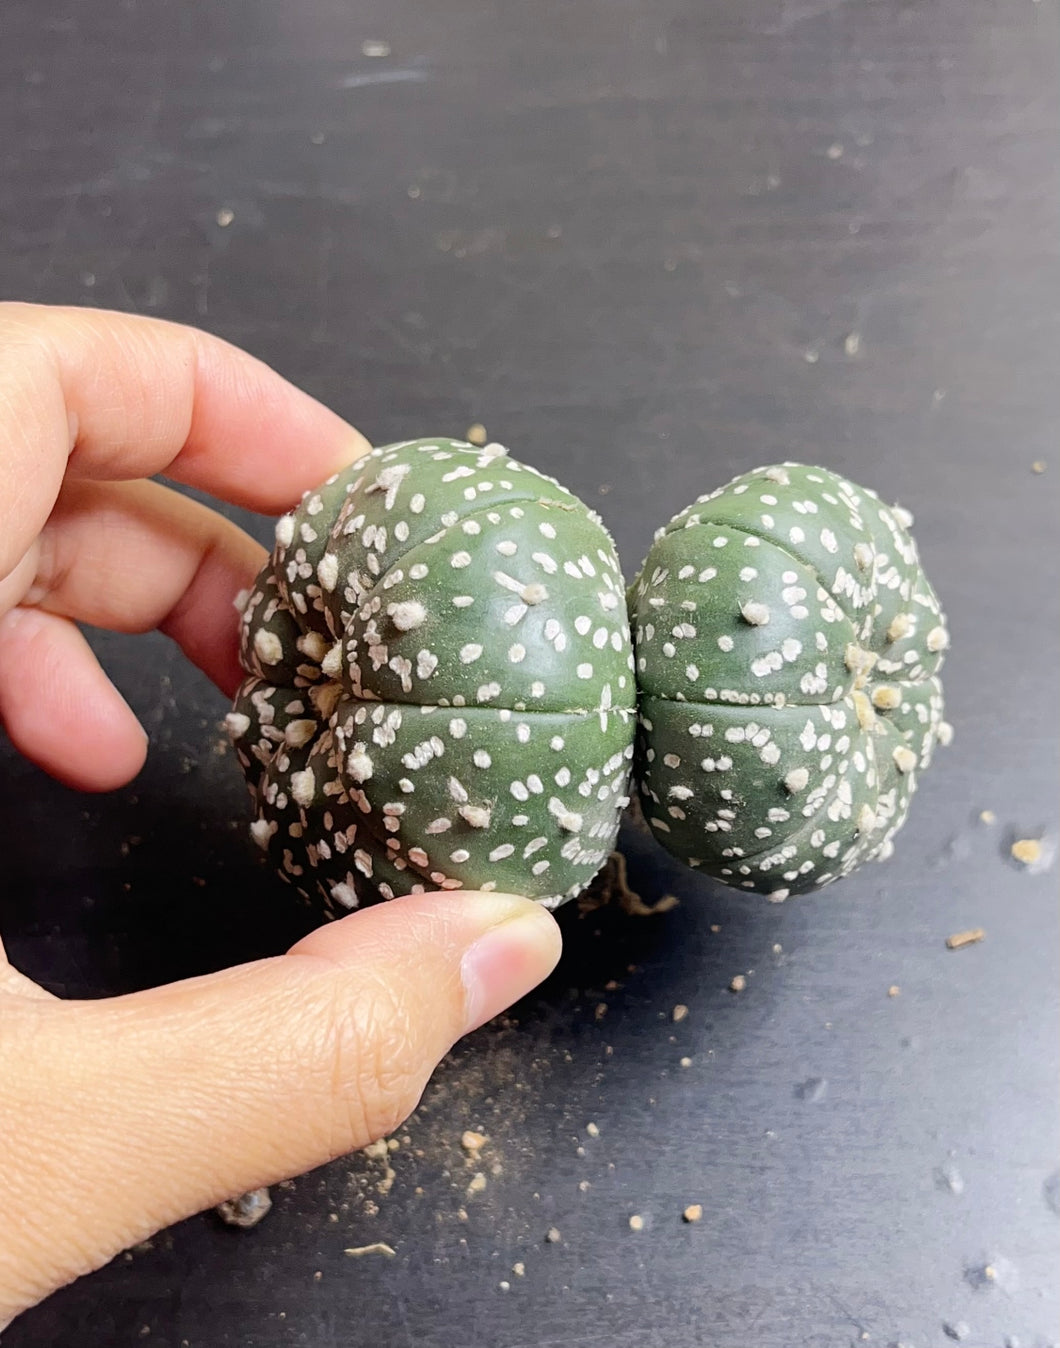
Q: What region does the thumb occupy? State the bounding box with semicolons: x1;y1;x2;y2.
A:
0;892;560;1321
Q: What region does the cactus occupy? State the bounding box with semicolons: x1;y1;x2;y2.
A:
227;439;636;915
629;463;949;898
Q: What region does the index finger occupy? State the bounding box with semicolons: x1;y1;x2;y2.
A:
0;302;370;579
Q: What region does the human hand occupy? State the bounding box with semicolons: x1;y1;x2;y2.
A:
0;304;562;1326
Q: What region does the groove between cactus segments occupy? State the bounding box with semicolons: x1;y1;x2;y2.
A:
227;439;637;915
630;462;950;899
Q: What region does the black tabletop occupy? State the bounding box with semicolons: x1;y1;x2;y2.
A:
2;1;1058;1345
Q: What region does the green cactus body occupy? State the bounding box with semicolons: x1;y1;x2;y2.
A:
228;439;636;914
630;463;949;898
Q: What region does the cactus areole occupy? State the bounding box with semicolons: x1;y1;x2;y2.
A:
227;439;636;915
630;464;949;899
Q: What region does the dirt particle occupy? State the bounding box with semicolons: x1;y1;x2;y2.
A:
682;1204;703;1223
672;1004;689;1023
710;924;721;934
1031;460;1047;473
729;974;747;993
888;985;901;998
843;332;861;357
215;1188;272;1229
946;928;985;950
466;423;488;446
943;1320;971;1341
461;1130;488;1155
628;1214;645;1232
467;1172;487;1196
344;1242;396;1258
586;1122;600;1138
361;39;391;57
512;1261;526;1277
979;810;996;825
363;1139;389;1161
1010;837;1043;867
679;1056;692;1069
594;1002;608;1020
546;1226;562;1244
215;207;235;228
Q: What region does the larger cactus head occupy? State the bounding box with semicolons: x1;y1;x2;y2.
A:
630;463;949;898
227;439;636;915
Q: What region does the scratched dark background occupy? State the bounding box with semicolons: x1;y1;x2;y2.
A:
2;0;1059;1345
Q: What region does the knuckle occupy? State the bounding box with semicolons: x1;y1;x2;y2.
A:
310;972;427;1153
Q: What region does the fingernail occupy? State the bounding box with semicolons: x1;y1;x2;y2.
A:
460;896;561;1033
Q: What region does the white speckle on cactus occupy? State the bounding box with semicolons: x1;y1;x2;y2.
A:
576;663;594;679
892;745;917;774
718;635;735;652
926;625;949;653
346;746;374;783
321;643;343;677
892;504;914;528
784;767;810;794
871;685;901;710
489;843;515;861
852;690;875;731
459;803;492;829
250;818;274;850
275;515;295;547
740;600;771;626
763;467;790;485
226;711;251;739
317;553;339;592
459;643;483;664
451;551;472;569
297;631;328;662
447;776;469;803
853;541;874;571
887;612;914;643
937;720;954;746
290;769;315;807
521;582;549;604
284;719;317;747
253;630;284;666
857;804;877;834
388;599;427;631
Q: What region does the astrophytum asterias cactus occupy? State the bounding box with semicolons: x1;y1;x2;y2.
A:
630;463;950;899
227;439;636;915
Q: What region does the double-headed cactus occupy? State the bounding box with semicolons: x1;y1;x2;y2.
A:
227;439;636;915
629;463;949;898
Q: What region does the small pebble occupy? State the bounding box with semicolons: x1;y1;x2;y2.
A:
461;1130;488;1154
682;1204;703;1223
467;1172;487;1195
546;1227;562;1244
979;810;996;825
729;974;747;993
672;1004;689;1023
466;423;488;446
946;928;985;950
586;1122;600;1138
499;1280;510;1292
512;1262;525;1277
215;1188;272;1229
1031;460;1047;473
888;985;901;998
679;1056;692;1069
942;1320;971;1341
1011;838;1042;867
628;1214;645;1232
843;332;861;356
215;207;235;228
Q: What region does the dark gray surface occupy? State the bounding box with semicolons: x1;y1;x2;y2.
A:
2;1;1059;1345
